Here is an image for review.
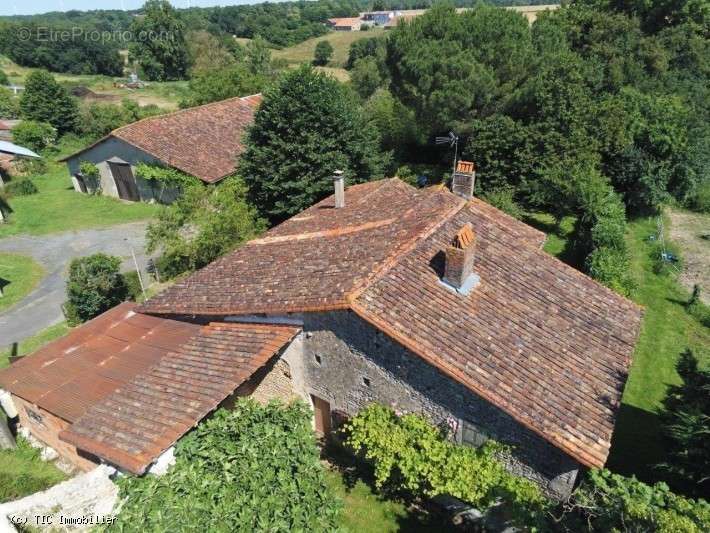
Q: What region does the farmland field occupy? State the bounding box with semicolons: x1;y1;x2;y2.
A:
272;29;384;67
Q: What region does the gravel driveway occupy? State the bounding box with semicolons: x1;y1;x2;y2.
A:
0;222;149;345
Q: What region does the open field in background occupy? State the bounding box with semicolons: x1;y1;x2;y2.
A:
0;321;69;369
273;29;383;68
667;207;710;304
0;253;44;313
1;55;188;110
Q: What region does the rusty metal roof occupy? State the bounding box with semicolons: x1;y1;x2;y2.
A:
0;302;202;423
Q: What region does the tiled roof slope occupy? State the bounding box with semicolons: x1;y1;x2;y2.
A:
352;198;642;468
60;322;299;474
0;303;201;422
62;95;261;184
139;179;641;468
139;179;470;316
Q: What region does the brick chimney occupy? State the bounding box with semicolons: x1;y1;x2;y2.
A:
333;170;345;208
443;223;477;291
451;160;475;200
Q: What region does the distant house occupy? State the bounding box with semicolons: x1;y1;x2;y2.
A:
0;163;641;499
326;17;363;31
60;94;262;203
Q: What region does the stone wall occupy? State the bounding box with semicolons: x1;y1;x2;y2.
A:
299;311;580;499
12;395;99;473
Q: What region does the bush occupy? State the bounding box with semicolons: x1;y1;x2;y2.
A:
3;179;38;197
123;270;144;302
482;187;523;220
687;181;710;213
11;120;56;153
313;40;334;66
343;404;548;529
0;70;8;85
108;400;341;531
12;157;47;176
19;70;78;134
0;87;19;119
64;253;128;324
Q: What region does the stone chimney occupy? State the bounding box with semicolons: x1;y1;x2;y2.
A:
333;170;345;208
451;160;475;200
443;223;477;291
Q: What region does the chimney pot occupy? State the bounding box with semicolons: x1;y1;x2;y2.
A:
333;170;345;208
452;160;476;200
443;223;477;291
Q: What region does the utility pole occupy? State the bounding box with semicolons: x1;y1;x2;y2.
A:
125;238;147;300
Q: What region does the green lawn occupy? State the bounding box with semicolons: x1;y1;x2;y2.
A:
0;253;44;313
0;140;158;238
535;212;710;485
272;30;384;67
1;321;69;369
0;438;68;504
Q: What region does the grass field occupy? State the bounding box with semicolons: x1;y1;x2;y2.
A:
535;211;710;485
0;139;158;238
273;29;384;68
0;437;68;504
1;55;188;110
0;253;44;313
1;321;69;369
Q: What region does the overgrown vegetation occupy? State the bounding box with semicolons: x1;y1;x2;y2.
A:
108;400;341;532
0;437;67;504
64;253;129;324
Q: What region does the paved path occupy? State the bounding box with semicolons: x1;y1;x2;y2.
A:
0;222;149;345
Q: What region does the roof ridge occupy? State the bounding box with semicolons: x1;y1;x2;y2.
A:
347;186;466;303
112;93;260;137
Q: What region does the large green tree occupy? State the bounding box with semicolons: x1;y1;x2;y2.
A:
129;0;189;81
240;65;389;222
19;70;78;134
659;349;710;497
64;253;129;324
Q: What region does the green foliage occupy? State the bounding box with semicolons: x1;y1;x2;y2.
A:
364;89;419;163
0;70;8;85
64;253;128;324
688;180;710;213
19;71;78;134
129;0;189;81
563;469;710;532
0;437;67;503
481;187;523;220
3;179;38;197
134;162;197;189
240;64;388;222
343;404;548;529
650;240;683;277
350;57;384;99
180;64;266;108
0;22;123;76
0;87;19;119
146;176;264;278
346;35;387;71
11;120;56;152
658;349;710;496
314;40;335;66
108;400;341;532
122;270;144;302
78;161;100;179
186;30;238;77
78;100;163;141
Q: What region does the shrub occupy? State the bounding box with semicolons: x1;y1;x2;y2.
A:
107;400;341;531
19;70;78;133
64;253;128;324
687;180;710;213
11;120;56;153
313;40;334;66
12;157;47;176
0;87;19;119
0;70;8;85
650;241;682;276
482;187;523;220
3;179;38;197
123;270;144;302
343;404;548;529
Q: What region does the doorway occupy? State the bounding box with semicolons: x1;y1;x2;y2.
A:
108;161;139;201
310;394;331;435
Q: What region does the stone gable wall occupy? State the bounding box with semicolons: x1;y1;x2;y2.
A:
300;311;580;499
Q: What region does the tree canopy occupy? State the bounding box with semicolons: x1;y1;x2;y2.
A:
240;65;389;222
19;70;78;134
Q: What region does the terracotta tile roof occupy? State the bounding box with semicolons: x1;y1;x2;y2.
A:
327;17;362;27
0;302;201;422
60;322;299;474
138;179;641;468
139;179;466;316
61;94;261;184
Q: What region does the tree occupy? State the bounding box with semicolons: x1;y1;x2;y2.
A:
313;40;334;66
110;400;341;531
246;35;272;76
11;121;56;152
180;64;267;108
0;87;19;119
129;0;189;81
0;70;8;85
145;176;265;278
350;57;383;99
64;253;129;324
240;65;389;222
19;70;78;134
659;349;710;497
78;100;162;140
186;30;237;77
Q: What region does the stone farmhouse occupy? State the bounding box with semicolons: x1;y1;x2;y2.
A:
0;164;642;498
60;94;261;203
